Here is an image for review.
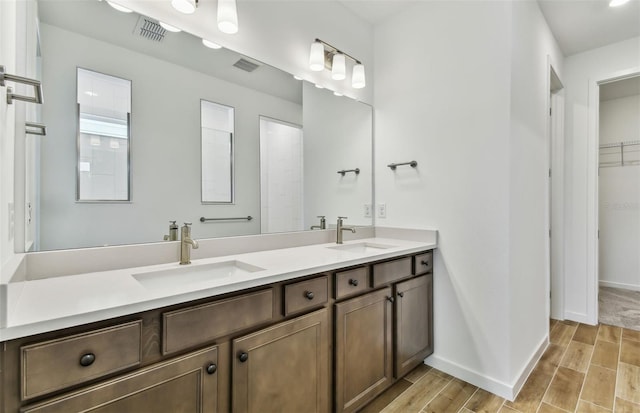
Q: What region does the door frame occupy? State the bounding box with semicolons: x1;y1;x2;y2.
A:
586;67;640;325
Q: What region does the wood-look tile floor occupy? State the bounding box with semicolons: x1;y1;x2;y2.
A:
360;320;640;413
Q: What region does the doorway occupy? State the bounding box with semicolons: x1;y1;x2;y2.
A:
597;75;640;330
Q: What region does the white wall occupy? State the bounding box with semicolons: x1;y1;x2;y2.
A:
563;37;640;322
598;94;640;291
374;0;562;399
303;83;373;229
39;23;301;250
507;0;564;382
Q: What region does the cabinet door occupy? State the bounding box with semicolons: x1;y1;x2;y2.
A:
21;347;218;413
395;274;433;378
232;308;328;413
335;287;393;413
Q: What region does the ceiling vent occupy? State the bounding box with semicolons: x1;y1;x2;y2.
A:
133;16;166;42
233;58;260;73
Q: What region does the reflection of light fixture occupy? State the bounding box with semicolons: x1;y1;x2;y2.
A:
171;0;197;14
332;53;346;80
84;91;99;97
218;0;238;34
309;38;366;89
159;22;181;32
106;1;132;13
110;139;120;149
90;136;101;146
609;0;630;6
202;39;222;49
352;64;366;89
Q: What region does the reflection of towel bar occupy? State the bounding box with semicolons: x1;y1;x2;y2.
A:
1;65;43;105
387;160;417;170
337;168;360;176
200;216;253;222
25;122;47;136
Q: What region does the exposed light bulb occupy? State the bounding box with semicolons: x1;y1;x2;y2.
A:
309;41;325;72
106;1;132;13
171;0;196;14
331;53;346;80
218;0;239;34
159;22;181;33
352;64;366;89
202;39;222;49
609;0;630;6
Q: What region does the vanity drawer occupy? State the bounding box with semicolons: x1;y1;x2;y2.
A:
372;257;412;287
335;267;369;300
21;320;142;400
163;288;274;355
284;275;329;316
414;251;433;275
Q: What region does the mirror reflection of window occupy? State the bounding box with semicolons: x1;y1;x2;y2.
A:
77;68;131;201
201;100;234;204
260;117;304;233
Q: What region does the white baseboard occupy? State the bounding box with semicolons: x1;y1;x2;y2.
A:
564;311;596;325
599;280;640;292
424;336;548;401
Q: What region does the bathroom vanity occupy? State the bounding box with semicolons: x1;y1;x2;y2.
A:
0;237;435;413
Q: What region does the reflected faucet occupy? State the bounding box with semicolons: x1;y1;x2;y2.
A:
180;222;199;265
336;216;356;244
164;220;178;241
310;216;326;230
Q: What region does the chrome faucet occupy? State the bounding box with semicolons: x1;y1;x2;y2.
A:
336;216;356;244
180;222;199;265
310;215;326;230
164;220;178;241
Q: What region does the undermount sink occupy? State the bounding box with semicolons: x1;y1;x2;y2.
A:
133;260;265;290
327;242;396;254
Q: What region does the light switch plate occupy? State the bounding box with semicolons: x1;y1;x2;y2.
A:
364;204;372;218
377;203;386;218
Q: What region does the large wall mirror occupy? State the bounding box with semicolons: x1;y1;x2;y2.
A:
22;0;373;251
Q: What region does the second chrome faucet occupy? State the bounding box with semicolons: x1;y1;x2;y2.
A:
180;222;199;265
336;216;356;244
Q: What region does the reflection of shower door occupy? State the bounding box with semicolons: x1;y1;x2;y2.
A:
259;117;303;234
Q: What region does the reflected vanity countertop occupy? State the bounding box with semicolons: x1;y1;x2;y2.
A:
0;236;436;341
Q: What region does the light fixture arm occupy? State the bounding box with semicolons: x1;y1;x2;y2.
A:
314;38;361;65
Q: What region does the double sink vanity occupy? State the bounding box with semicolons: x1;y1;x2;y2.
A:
0;229;436;413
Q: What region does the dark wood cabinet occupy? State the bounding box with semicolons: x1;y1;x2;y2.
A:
232;309;328;413
334;288;393;413
395;274;433;378
20;346;218;413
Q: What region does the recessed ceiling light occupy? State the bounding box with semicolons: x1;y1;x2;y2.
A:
609;0;630;7
202;39;222;49
171;0;196;14
159;22;181;33
106;1;132;13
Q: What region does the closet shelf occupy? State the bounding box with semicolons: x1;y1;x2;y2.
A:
599;140;640;167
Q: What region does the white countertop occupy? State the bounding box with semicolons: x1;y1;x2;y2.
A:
0;237;436;341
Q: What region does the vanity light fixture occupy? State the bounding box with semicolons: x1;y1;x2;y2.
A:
217;0;239;34
171;0;197;14
106;1;132;13
609;0;630;6
159;22;181;33
202;39;222;49
309;38;366;89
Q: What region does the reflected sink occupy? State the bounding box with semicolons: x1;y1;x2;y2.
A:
133;260;265;290
326;242;396;254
